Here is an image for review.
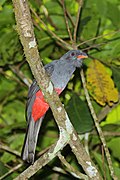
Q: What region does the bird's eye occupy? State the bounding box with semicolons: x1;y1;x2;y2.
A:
71;52;75;56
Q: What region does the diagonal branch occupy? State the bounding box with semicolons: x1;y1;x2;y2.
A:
14;132;68;179
58;0;75;27
77;29;120;47
80;69;117;180
73;0;83;42
61;0;73;42
0;143;21;157
58;152;89;179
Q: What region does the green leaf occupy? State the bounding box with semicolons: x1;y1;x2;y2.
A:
0;162;12;180
93;152;111;179
108;137;120;160
35;29;53;49
0;5;15;26
101;104;120;126
66;93;94;134
95;0;107;16
1;152;15;163
0;122;26;138
44;1;63;15
40;44;54;59
2;100;25;125
65;0;79;14
112;41;120;58
112;67;120;91
9;134;24;150
37;117;58;149
0;77;16;100
0;0;6;6
107;2;120;28
114;167;120;179
49;15;67;30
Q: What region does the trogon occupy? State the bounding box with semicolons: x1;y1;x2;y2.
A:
22;50;88;164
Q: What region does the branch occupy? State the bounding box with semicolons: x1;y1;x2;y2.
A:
61;0;73;42
58;152;89;180
58;0;75;27
0;143;21;157
14;133;68;179
9;65;31;87
77;29;120;47
12;0;102;179
0;164;23;180
80;69;117;180
73;0;83;42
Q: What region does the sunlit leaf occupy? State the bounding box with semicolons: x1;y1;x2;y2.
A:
101;104;120;126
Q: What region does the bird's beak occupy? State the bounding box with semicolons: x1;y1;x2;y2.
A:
77;54;88;59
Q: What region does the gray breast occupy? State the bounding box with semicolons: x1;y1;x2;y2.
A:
50;60;75;90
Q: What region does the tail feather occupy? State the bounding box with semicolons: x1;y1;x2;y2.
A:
22;116;44;164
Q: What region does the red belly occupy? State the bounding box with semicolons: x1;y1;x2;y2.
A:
32;88;62;121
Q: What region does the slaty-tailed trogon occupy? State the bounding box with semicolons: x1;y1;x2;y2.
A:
22;50;88;164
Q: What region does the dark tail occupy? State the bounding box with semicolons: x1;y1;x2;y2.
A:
21;116;44;164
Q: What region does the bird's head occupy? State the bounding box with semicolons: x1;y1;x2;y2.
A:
60;50;88;68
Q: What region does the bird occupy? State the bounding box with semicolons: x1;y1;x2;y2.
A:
21;49;88;164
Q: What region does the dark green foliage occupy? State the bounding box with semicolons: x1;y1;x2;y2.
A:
66;93;94;134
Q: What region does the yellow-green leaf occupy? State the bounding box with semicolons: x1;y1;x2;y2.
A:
86;60;118;106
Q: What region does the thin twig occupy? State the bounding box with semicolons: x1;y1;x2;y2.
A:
0;164;23;180
93;18;101;44
32;17;70;51
82;42;106;51
56;40;69;50
52;166;67;175
32;16;66;49
14;137;68;179
80;69;118;180
73;0;83;42
77;29;120;47
102;145;107;180
30;6;72;49
37;144;53;157
58;152;89;180
9;65;31;87
0;68;24;86
91;131;120;137
58;0;75;27
0;143;21;157
61;0;73;43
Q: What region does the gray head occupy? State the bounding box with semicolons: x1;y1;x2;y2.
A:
60;50;88;68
